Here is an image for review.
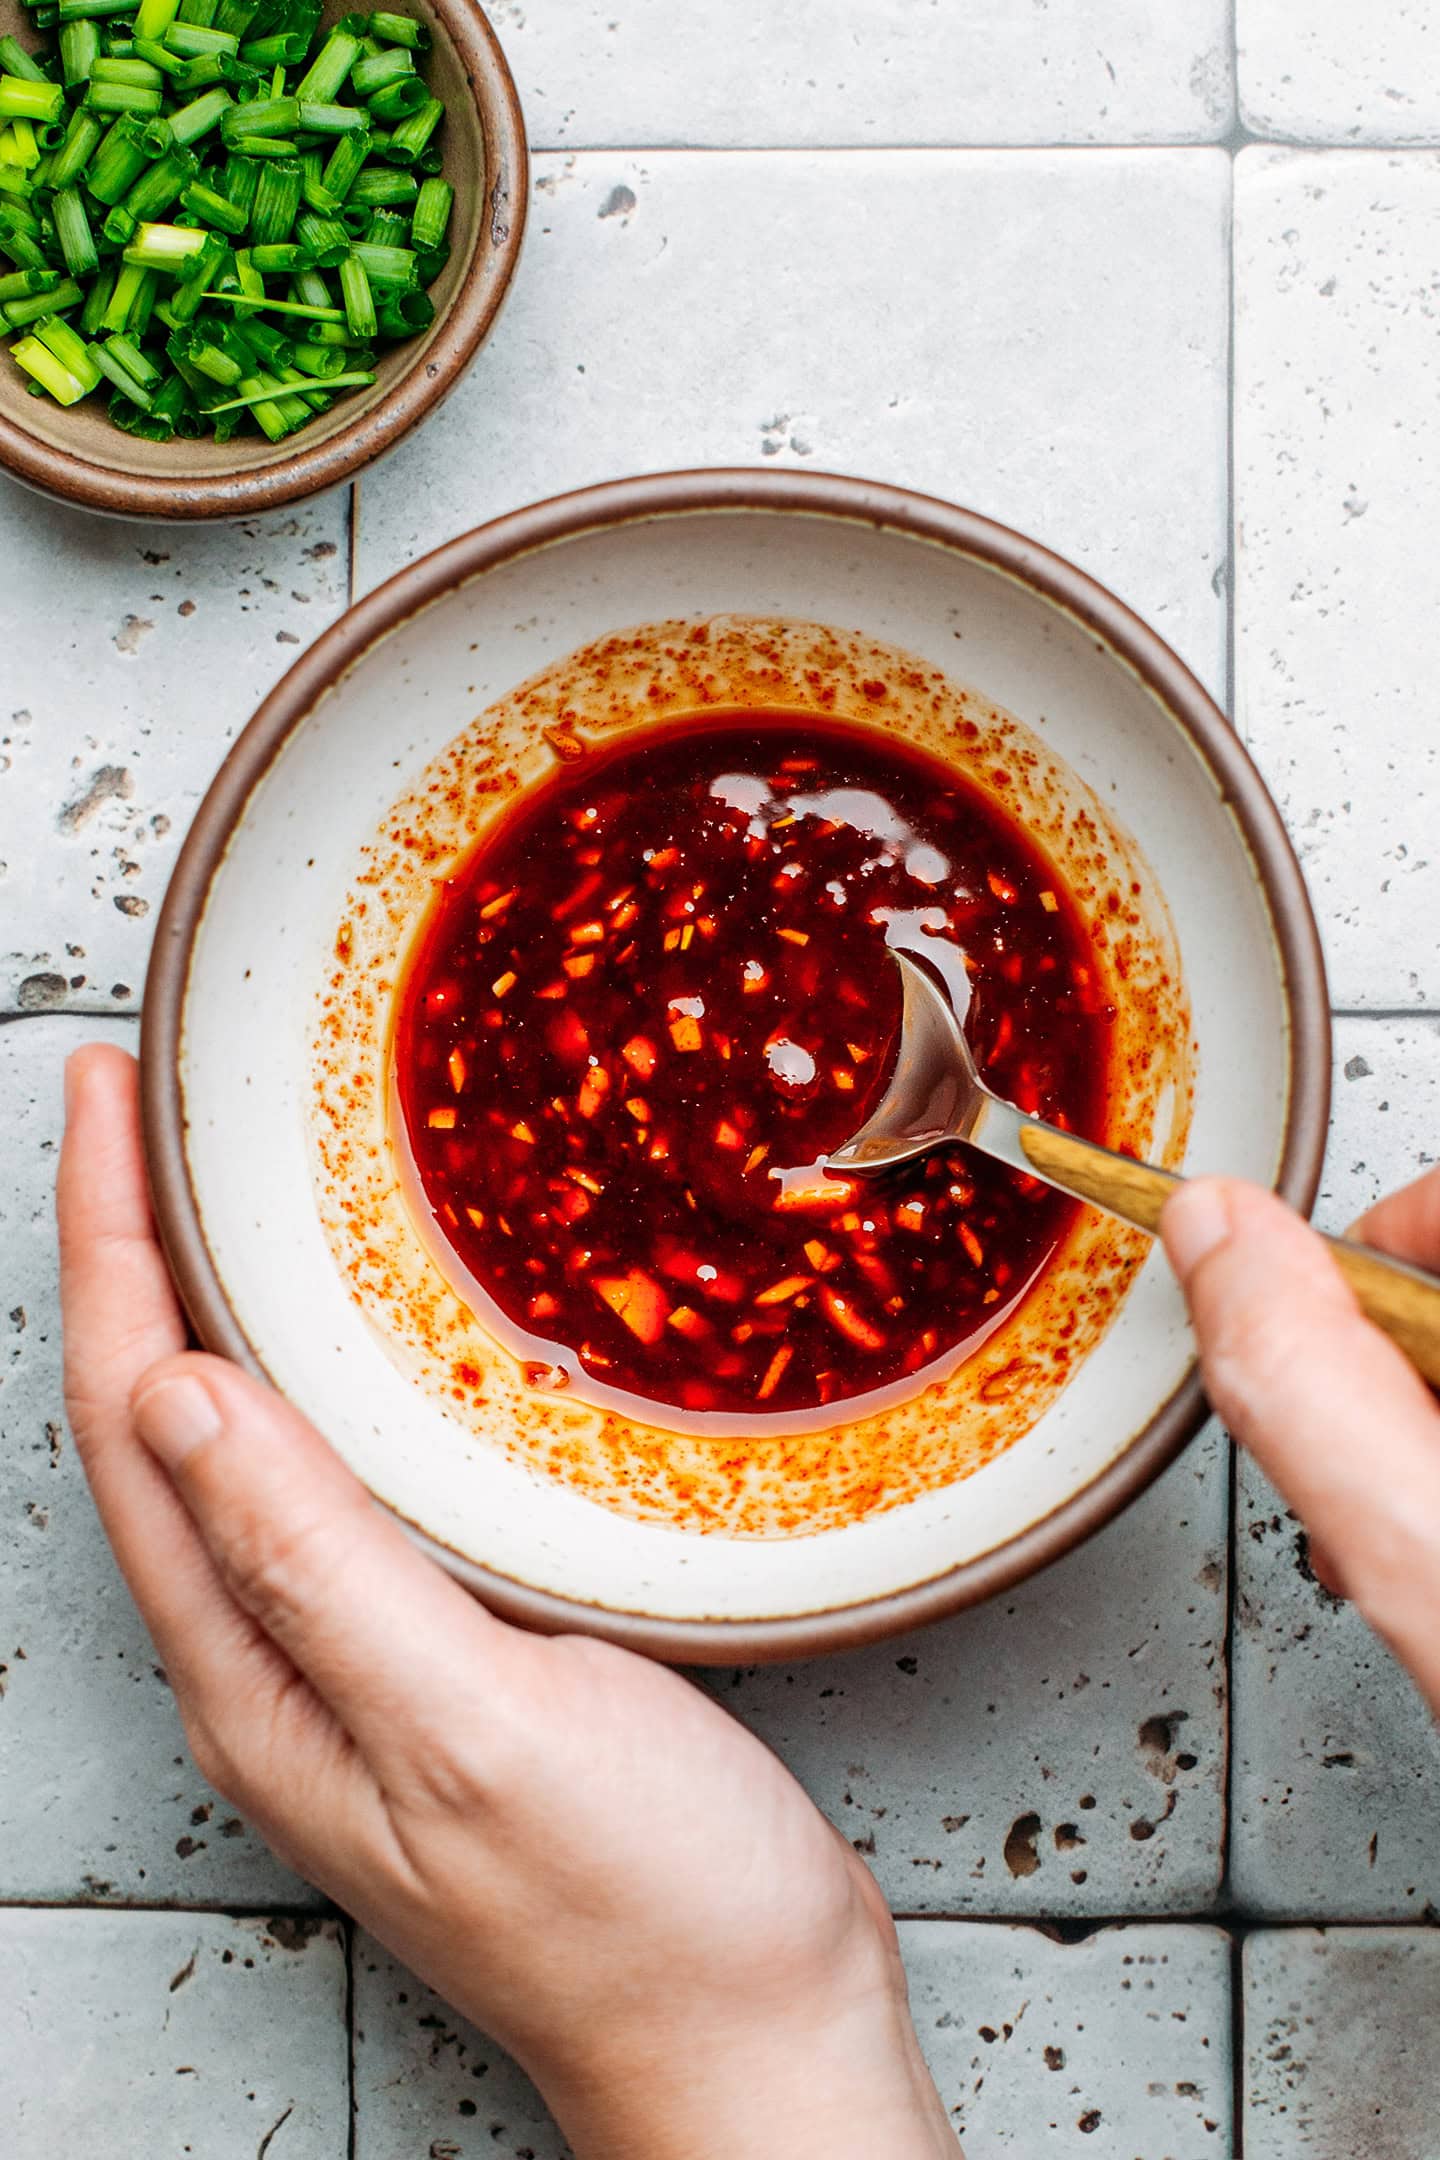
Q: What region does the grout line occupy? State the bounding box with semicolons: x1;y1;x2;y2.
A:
524;137;1246;157
521;131;1440;158
0;1006;140;1028
1231;1928;1247;2155
6;1896;1429;1934
0;1895;336;1915
1331;1008;1440;1024
344;1915;359;2160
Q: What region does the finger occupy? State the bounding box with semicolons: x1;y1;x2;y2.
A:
131;1351;527;1780
56;1042;223;1664
1351;1162;1440;1273
56;1049;364;1822
1304;1533;1347;1600
1163;1178;1440;1686
57;1044;187;1444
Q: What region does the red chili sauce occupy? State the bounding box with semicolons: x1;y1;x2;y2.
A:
393;715;1114;1425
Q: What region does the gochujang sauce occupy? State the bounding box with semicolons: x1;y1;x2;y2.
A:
393;715;1114;1425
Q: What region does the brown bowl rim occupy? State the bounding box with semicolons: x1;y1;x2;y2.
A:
0;0;527;521
140;467;1332;1662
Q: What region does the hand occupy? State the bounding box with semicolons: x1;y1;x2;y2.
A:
1163;1169;1440;1715
57;1045;958;2160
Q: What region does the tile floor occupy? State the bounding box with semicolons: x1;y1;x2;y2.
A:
4;1;1440;2150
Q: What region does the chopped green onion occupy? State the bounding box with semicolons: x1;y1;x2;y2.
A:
180;174;246;231
129;32;187;74
45;104;102;184
350;43;410;95
410;173;450;251
0;262;59;299
289;265;331;309
91;52;164;83
368;12;428;50
53;185;100;274
365;204;407;248
0;34;50;79
122;216;211;268
350;237;413;285
198;284;340;318
250;151;299;242
337;244;373;337
10;329;92;401
248;238;305;270
218;91;294;142
0;0;458;444
3;275;83;325
85;76;163;111
375;283;430;338
292;25;358;102
58;17;101;81
164;17;235;53
132;0;180;38
204;363;372;410
293;207;347;264
91;331;154;403
86;109;149;197
33;311;104;391
0;72;66;121
346;160;414;205
364;72;426;122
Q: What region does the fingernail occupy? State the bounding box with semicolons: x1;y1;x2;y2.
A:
63;1051;81;1120
133;1372;222;1469
1162;1180;1233;1284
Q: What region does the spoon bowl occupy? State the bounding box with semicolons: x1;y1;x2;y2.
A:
832;952;1440;1390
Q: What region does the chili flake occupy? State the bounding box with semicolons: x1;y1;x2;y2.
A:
394;714;1112;1420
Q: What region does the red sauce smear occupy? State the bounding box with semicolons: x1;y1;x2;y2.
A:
393;714;1114;1426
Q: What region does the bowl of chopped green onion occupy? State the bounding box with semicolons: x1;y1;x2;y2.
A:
0;0;525;517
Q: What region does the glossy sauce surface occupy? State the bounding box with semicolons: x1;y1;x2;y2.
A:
393;715;1114;1426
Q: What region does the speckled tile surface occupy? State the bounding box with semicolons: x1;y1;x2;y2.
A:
1233;149;1440;1010
1238;0;1440;145
490;0;1234;149
1231;1016;1440;1921
708;1423;1228;1918
353;148;1232;703
353;1922;1234;2158
1243;1928;1440;2157
2;1910;347;2157
6;0;1440;2146
0;481;350;1017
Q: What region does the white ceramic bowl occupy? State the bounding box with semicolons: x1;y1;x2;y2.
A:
142;470;1329;1662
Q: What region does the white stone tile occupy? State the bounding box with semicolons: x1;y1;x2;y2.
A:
353;1934;570;2160
1244;1928;1440;2158
0;478;350;1016
2;1910;347;2158
491;0;1233;150
353;1922;1232;2157
1234;149;1440;1009
0;1014;316;1904
1231;1015;1440;1918
907;1921;1233;2152
1239;0;1440;145
709;1424;1229;1918
355;149;1231;702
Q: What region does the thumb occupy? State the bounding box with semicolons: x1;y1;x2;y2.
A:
1162;1178;1440;1699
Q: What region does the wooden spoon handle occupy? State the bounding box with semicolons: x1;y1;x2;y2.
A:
1017;1122;1440;1389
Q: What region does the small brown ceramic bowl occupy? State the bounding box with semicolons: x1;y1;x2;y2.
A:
141;471;1331;1664
0;0;526;520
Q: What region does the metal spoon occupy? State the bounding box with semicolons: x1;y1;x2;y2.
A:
827;948;1440;1387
